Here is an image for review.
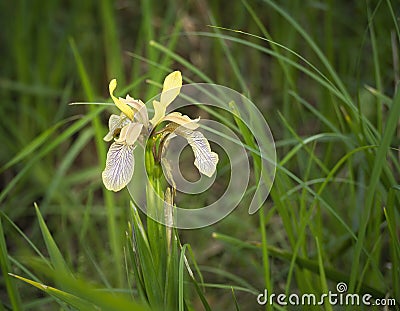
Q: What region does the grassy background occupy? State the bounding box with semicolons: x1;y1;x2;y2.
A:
1;0;399;310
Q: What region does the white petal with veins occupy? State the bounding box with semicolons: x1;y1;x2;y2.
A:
102;142;135;191
175;128;218;177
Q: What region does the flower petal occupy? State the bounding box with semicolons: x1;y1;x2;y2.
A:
115;122;143;145
161;112;200;130
161;71;182;107
150;100;166;127
103;114;130;141
123;95;149;125
102;142;135;191
174;128;218;177
109;79;134;120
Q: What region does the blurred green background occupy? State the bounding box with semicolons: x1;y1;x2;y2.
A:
1;0;399;310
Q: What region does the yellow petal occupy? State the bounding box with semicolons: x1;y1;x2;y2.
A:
109;79;134;120
160;71;182;107
150;100;166;127
102;142;135;191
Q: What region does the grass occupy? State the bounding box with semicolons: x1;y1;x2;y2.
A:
1;0;399;310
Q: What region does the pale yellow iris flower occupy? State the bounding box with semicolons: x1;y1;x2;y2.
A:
102;71;219;192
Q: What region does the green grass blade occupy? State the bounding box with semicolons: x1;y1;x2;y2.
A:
384;188;400;302
213;232;386;298
0;108;105;204
260;0;352;104
11;272;151;311
41;128;93;208
10;273;96;310
349;87;400;293
34;203;70;275
315;237;332;311
100;0;124;83
70;36;123;286
149;40;213;83
0;117;77;173
0;217;22;310
178;244;188;311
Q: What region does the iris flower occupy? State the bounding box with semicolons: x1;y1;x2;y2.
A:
102;71;219;191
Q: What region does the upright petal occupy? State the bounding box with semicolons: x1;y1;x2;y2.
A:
150;100;166;127
161;71;182;107
109;79;134;120
102;142;135;191
174;128;218;177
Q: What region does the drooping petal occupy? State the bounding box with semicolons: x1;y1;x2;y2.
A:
102;142;135;191
123;95;149;126
109;79;134;120
160;71;182;107
103;114;130;141
174;128;218;177
150;100;166;127
161;112;200;130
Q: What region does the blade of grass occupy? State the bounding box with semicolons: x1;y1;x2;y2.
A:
41;128;93;208
384;188;400;302
11;272;150;311
0;107;105;204
34;203;70;274
367;1;383;133
315;237;332;311
213;232;386;298
349;87;400;293
70;37;123;286
0;116;79;173
149;40;213;84
10;273;96;310
0;217;22;310
178;244;188;311
100;0;124;83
